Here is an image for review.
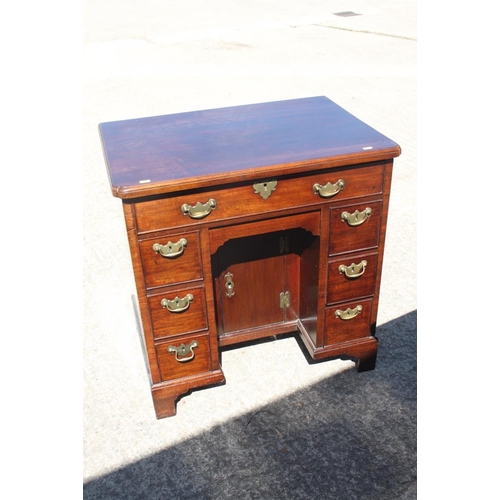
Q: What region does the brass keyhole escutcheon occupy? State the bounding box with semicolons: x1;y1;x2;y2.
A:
224;272;235;297
253;180;277;200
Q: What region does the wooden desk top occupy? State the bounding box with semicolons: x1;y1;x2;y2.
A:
99;96;400;199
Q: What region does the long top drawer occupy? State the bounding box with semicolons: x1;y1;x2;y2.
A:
134;163;384;233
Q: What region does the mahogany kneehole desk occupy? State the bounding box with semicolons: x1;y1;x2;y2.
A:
99;96;401;419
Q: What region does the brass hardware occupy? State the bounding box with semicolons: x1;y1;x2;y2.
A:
224;272;235;298
312;179;345;198
341;208;372;226
280;291;291;309
152;238;187;258
167;340;198;363
181;199;216;219
335;305;363;320
160;294;194;313
339;260;367;279
253;180;278;200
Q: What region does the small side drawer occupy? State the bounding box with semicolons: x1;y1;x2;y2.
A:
329;200;382;256
324;298;373;345
139;231;202;289
156;333;211;382
148;285;208;340
326;251;378;305
134;163;384;233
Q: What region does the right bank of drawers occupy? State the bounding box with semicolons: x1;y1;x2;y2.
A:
325;199;382;345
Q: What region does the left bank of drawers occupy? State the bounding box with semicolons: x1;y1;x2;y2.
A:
137;227;210;382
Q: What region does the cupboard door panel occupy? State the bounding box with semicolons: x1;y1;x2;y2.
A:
220;256;285;333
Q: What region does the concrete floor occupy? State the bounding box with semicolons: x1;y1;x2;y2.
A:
83;0;417;489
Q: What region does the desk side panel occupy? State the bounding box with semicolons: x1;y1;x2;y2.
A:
122;201;162;384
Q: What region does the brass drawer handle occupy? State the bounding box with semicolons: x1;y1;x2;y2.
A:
168;340;198;363
335;305;363;320
152;238;187;258
181;199;216;219
339;260;367;279
312;179;345;198
341;208;372;226
161;294;194;313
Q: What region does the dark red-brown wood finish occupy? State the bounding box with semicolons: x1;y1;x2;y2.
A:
100;96;400;418
99;96;399;198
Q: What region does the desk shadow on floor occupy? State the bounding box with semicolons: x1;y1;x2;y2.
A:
84;310;416;500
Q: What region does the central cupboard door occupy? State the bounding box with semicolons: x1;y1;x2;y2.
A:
209;212;321;339
214;232;287;334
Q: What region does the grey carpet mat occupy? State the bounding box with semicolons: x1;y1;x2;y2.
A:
84;310;416;499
